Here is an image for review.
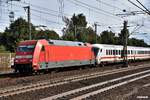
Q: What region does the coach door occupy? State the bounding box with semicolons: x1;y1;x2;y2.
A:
113;50;116;62
92;47;101;64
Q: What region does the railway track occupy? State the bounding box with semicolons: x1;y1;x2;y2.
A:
42;68;150;100
0;63;150;99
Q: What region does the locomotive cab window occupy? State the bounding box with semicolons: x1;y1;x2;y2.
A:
17;45;35;52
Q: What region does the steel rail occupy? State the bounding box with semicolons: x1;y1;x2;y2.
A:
0;64;149;98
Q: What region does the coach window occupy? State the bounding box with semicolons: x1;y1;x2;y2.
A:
116;50;118;55
121;50;123;55
106;50;108;55
108;50;110;55
113;50;115;55
128;50;130;54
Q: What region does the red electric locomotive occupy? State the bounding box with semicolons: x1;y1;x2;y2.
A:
13;39;95;73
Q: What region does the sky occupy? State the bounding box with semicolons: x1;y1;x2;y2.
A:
0;0;150;44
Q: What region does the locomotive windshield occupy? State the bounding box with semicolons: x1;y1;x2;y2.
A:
17;45;35;52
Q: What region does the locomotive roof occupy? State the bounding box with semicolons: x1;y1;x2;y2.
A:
19;40;37;45
48;39;86;46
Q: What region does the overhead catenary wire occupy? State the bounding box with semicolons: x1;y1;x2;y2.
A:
128;0;149;15
67;0;122;19
19;1;71;16
0;0;150;38
95;0;123;11
136;0;150;15
2;0;123;25
32;13;64;25
73;0;116;16
66;0;123;20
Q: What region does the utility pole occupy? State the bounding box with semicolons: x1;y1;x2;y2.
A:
24;6;32;40
122;21;129;67
94;23;97;43
94;22;101;43
74;25;76;40
7;0;21;23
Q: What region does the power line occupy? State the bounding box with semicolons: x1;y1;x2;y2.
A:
95;0;123;11
5;2;63;19
66;0;122;21
128;0;149;15
136;0;150;15
5;1;71;21
32;14;64;25
19;1;71;16
31;9;61;18
70;0;121;18
5;0;122;25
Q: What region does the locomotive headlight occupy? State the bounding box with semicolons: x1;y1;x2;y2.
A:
15;55;32;59
15;55;22;59
26;55;33;59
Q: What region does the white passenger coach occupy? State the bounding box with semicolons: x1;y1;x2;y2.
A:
92;44;150;65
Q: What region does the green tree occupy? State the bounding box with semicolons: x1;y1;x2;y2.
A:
63;13;89;41
35;30;60;40
1;17;36;52
128;38;148;47
62;13;97;43
100;31;115;44
119;22;129;45
86;27;98;43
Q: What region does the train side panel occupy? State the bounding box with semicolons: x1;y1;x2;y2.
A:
92;44;150;65
38;45;95;69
